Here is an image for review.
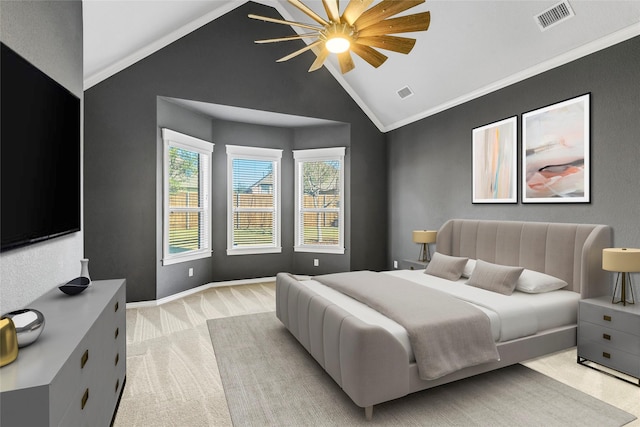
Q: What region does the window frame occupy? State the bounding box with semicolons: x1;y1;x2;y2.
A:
226;145;283;256
161;128;214;266
293;147;345;254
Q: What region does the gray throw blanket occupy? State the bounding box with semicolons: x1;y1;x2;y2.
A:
314;271;500;380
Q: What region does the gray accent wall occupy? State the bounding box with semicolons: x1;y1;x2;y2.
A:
0;1;83;312
388;36;640;295
84;2;386;302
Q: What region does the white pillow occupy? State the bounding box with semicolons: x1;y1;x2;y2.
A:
424;252;469;281
516;269;568;293
462;259;476;278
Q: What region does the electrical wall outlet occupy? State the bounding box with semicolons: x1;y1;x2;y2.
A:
313;259;319;267
393;260;398;269
188;267;193;277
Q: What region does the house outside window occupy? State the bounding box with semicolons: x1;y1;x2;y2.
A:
293;147;345;254
161;128;214;265
226;145;282;255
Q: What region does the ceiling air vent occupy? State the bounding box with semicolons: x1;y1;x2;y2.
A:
397;86;414;100
535;0;574;31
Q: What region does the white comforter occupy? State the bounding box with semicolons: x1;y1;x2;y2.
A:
300;269;580;362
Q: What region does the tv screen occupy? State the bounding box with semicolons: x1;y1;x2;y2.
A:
1;43;81;252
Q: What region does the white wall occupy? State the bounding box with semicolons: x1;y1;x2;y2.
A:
0;0;84;313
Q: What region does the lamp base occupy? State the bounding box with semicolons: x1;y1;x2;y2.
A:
418;243;431;263
612;272;636;306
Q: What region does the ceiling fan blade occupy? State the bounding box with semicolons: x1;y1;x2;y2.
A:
277;40;324;62
354;0;425;30
356;35;416;54
248;14;323;32
322;0;341;23
337;51;355;74
255;33;321;44
357;12;431;37
350;44;388;68
308;46;330;72
342;0;374;26
287;0;329;26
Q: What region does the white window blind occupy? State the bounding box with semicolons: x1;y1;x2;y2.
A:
294;147;345;254
226;145;282;255
162;128;214;265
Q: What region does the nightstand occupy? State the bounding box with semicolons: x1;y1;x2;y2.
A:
400;259;428;270
577;296;640;386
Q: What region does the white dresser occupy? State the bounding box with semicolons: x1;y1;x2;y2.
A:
0;279;127;426
577;295;640;386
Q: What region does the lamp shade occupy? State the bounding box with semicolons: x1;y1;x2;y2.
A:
413;230;437;244
602;248;640;272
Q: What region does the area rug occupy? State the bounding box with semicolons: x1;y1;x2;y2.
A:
208;312;636;426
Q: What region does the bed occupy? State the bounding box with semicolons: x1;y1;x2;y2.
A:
276;219;612;419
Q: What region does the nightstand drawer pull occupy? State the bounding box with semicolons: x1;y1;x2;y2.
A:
603;315;611;322
115;327;119;339
81;388;89;410
115;353;119;366
115;379;120;393
81;349;89;369
114;301;119;312
602;333;611;340
603;352;611;359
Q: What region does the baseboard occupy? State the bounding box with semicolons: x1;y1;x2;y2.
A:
125;276;276;309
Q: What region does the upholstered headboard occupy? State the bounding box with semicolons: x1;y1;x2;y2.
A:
436;219;612;299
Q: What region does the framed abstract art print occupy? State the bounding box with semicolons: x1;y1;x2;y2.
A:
522;93;590;203
472;116;517;203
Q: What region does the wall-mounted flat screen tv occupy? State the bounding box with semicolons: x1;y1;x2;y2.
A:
1;43;81;252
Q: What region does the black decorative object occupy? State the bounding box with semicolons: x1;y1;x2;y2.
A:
59;277;90;296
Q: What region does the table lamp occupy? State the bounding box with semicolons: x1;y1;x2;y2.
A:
602;248;640;306
413;230;437;262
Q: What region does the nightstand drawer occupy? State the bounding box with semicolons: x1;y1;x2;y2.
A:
579;301;640;336
578;341;640;378
578;321;640;356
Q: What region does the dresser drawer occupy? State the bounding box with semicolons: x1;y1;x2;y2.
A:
578;321;640;356
578;341;640;378
579;301;640;337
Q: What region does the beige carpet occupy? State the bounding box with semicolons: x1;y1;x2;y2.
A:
208;311;636;427
115;281;640;426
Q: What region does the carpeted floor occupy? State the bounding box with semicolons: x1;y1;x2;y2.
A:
114;281;639;426
208;311;636;427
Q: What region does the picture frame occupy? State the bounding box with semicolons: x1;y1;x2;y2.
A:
522;93;590;203
472;116;517;203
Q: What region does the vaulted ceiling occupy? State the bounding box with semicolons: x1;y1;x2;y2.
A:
83;0;640;132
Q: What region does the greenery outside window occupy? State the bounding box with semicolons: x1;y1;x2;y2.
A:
162;128;214;265
226;145;282;255
294;147;345;254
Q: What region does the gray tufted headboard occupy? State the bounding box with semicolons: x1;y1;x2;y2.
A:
436;219;612;299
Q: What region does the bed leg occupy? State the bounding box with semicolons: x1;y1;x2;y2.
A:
365;405;373;421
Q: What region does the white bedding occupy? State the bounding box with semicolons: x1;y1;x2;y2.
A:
299;269;580;363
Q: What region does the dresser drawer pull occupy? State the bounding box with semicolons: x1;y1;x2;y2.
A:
115;327;119;339
81;349;89;369
81;388;89;410
114;301;119;312
603;315;611;322
603;352;611;359
602;333;611;341
115;353;119;366
115;379;120;393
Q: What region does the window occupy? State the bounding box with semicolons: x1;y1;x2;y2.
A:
226;145;282;255
294;147;345;254
162;129;214;265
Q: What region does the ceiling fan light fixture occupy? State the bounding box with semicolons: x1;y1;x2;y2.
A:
325;36;350;53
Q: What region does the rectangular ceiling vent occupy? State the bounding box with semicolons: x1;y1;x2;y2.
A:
535;0;574;31
397;86;414;100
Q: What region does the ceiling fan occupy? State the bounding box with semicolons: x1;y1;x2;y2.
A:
249;0;431;74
